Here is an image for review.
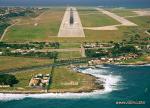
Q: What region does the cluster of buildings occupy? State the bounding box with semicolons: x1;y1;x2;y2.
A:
0;7;42;17
10;48;35;53
0;7;24;16
29;74;50;87
88;54;139;65
83;42;113;49
83;42;150;51
0;48;36;56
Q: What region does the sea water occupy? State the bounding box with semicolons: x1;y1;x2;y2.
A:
0;0;150;8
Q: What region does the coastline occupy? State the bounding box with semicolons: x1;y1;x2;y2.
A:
0;64;122;101
0;70;104;94
0;61;149;94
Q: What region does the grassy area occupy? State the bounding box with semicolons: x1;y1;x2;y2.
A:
87;22;150;41
125;16;150;39
83;25;147;42
127;16;150;28
46;37;85;43
49;66;97;92
3;9;64;42
84;29;123;42
59;43;81;49
0;56;53;72
58;51;81;59
107;9;136;17
79;10;120;27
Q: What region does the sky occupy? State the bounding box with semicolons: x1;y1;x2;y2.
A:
0;0;150;7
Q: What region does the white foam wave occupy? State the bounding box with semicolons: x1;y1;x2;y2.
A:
81;68;122;92
0;67;122;101
0;89;109;102
0;94;26;101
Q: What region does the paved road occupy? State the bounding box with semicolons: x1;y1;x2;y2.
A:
84;25;119;30
0;22;17;41
13;48;81;52
58;7;85;37
145;31;150;36
80;44;86;57
9;48;83;58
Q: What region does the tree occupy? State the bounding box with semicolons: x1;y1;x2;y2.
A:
109;41;114;44
113;43;120;50
0;74;19;87
112;45;138;56
85;49;108;58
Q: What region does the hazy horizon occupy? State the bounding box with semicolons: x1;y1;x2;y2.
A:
0;0;150;8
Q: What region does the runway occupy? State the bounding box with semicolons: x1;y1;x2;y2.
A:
58;7;85;37
97;8;137;26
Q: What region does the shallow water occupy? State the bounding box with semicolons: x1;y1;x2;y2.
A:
0;64;150;108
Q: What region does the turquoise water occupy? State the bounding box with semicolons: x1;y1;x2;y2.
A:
0;64;150;108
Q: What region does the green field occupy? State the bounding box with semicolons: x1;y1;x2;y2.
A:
127;16;150;28
0;56;53;72
84;29;123;42
79;10;120;27
58;51;81;59
126;16;150;39
59;43;81;49
45;31;124;42
3;9;64;42
49;66;97;92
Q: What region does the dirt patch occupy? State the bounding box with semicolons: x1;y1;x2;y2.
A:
145;56;150;62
